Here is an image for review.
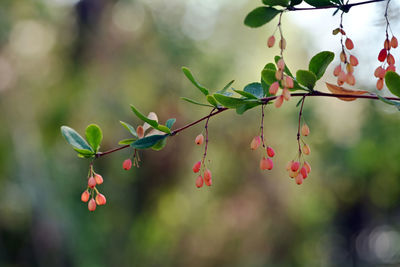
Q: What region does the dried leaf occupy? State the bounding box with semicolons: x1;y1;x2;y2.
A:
325;82;369;101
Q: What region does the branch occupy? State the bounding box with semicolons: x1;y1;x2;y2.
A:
286;0;385;11
95;90;400;158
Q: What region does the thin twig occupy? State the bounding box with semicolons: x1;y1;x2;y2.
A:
286;0;385;11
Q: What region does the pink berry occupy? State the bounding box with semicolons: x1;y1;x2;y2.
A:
295;173;303;185
282;88;291;101
285;76;294;89
269;81;280;95
301;123;310;136
95;193;107;206
196;175;204;188
81;190;90;202
260;157;273;170
304;161;311;173
349;55;359;66
387;54;395;65
391;36;398;48
204;169;212;182
267;35;275;48
195;134;204;145
345;38;354;50
300;166;308;179
137;125;144;139
204;178;212;187
302;144;311;155
333;65;341;77
376;78;384;90
88;198;96;211
88;176;96;188
250;136;261;150
277;59;285;70
291;161;300;172
274;95;284;108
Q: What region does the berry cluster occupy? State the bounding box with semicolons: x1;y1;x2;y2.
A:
268;59;294;108
375;36;398;90
286;123;311;185
192;134;212;188
250;136;275;171
81;165;107;211
332;28;358;86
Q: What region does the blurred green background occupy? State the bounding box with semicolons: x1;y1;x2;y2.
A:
1;0;400;266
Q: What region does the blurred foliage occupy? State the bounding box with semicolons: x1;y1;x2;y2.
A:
1;0;400;266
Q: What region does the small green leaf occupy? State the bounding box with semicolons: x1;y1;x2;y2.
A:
130;105;159;128
206;95;219;107
385;71;400;98
85;124;102;152
236;101;261;114
290;0;303;5
61;126;93;152
261;78;271;96
152;138;167;151
261;69;277;85
220;80;235;93
264;63;277;71
296;70;317;89
244;82;264;98
308;51;335;80
118;138;137;145
304;0;335;7
182;67;209;96
119;121;138;138
166;118;176;129
244;7;281;28
274;56;294;77
73;148;95;157
262;0;289;6
214;94;247;108
377;95;400;111
131;135;167;149
181;97;214;107
157;125;171;134
233;89;258;99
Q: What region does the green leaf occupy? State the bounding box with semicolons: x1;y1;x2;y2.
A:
181;97;214;107
131;134;167;149
385;71;400;98
157;125;171;134
262;0;289;6
261;78;271;97
261;69;277;85
244;82;264;98
376;95;400;111
308;51;335;80
85;124;102;152
296;70;317;90
119;121;138;138
220;80;235;93
304;0;335;7
264;63;277;71
130;105;159;129
233;89;258;99
214;94;248;108
244;7;280;28
61;126;94;152
274;56;294;77
290;0;303;5
152;138;167;151
236;101;261;114
206;95;219;107
166;118;176;129
182;67;209;96
118;138;137;145
73;148;95;157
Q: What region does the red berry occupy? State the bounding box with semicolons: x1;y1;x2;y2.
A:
95;193;107;205
285;76;294;89
260;157;273;170
338;71;346;85
378;49;387;62
123;159;132;170
304;161;311;174
345;38;354;50
387;64;396;72
205;178;212;186
384;39;391;50
291;161;300;172
267;35;275;48
374;66;385;79
274;95;284;108
88;198;96;211
300;166;308;179
81;190;90;202
376;78;384;90
387;54;395;65
250;136;261;150
88;177;96;188
266;146;275;157
195;134;204;145
204;169;212;182
192;161;201;173
195;175;204;188
346;73;355;86
333;65;341;77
